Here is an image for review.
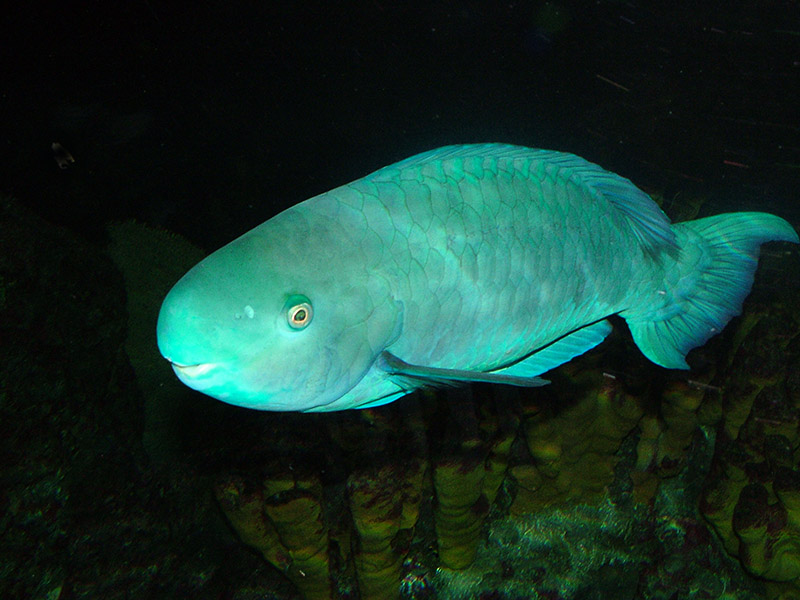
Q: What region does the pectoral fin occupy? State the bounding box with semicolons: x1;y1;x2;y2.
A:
379;352;549;388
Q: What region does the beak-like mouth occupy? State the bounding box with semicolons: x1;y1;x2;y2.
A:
170;362;216;378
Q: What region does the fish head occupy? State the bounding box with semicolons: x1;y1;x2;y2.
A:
156;215;401;411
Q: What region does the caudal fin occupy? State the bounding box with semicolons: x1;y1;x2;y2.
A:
626;212;798;369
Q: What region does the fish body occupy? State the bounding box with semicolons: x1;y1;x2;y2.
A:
156;144;798;411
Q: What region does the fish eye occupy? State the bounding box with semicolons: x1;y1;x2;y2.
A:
286;296;313;330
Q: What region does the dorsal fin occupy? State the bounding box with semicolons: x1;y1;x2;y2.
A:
556;156;677;252
377;143;677;252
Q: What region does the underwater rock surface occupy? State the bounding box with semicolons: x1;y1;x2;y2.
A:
700;273;800;599
0;198;293;599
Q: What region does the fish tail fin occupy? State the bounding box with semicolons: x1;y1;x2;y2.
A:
625;212;798;369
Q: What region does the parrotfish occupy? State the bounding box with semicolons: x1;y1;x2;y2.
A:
156;144;798;411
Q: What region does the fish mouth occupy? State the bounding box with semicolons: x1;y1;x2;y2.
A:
170;361;216;378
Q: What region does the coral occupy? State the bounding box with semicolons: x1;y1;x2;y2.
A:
775;467;800;531
630;380;708;503
631;414;664;502
265;487;331;599
698;275;800;598
511;368;644;514
655;381;705;475
701;442;752;557
431;387;519;570
339;403;429;598
478;388;520;508
215;477;291;571
348;465;407;600
213;401;434;600
433;443;488;570
432;426;760;600
215;474;332;600
733;483;800;583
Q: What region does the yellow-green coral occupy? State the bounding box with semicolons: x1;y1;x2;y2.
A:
512;370;644;514
214;474;332;600
733;483;800;583
698;294;800;599
264;488;331;599
432;389;518;570
214;476;290;571
433;448;488;569
348;465;406;600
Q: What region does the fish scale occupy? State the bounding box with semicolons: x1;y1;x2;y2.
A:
157;144;798;411
379;154;615;363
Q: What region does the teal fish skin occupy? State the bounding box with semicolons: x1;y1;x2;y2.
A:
156;144;798;411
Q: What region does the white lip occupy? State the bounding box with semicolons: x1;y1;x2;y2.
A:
171;362;216;378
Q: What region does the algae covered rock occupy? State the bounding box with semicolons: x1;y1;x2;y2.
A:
0;197;234;599
698;257;800;599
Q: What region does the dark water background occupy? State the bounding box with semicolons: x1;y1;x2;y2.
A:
3;0;798;246
2;2;799;599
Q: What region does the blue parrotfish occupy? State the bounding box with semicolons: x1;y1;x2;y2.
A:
156;144;798;411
